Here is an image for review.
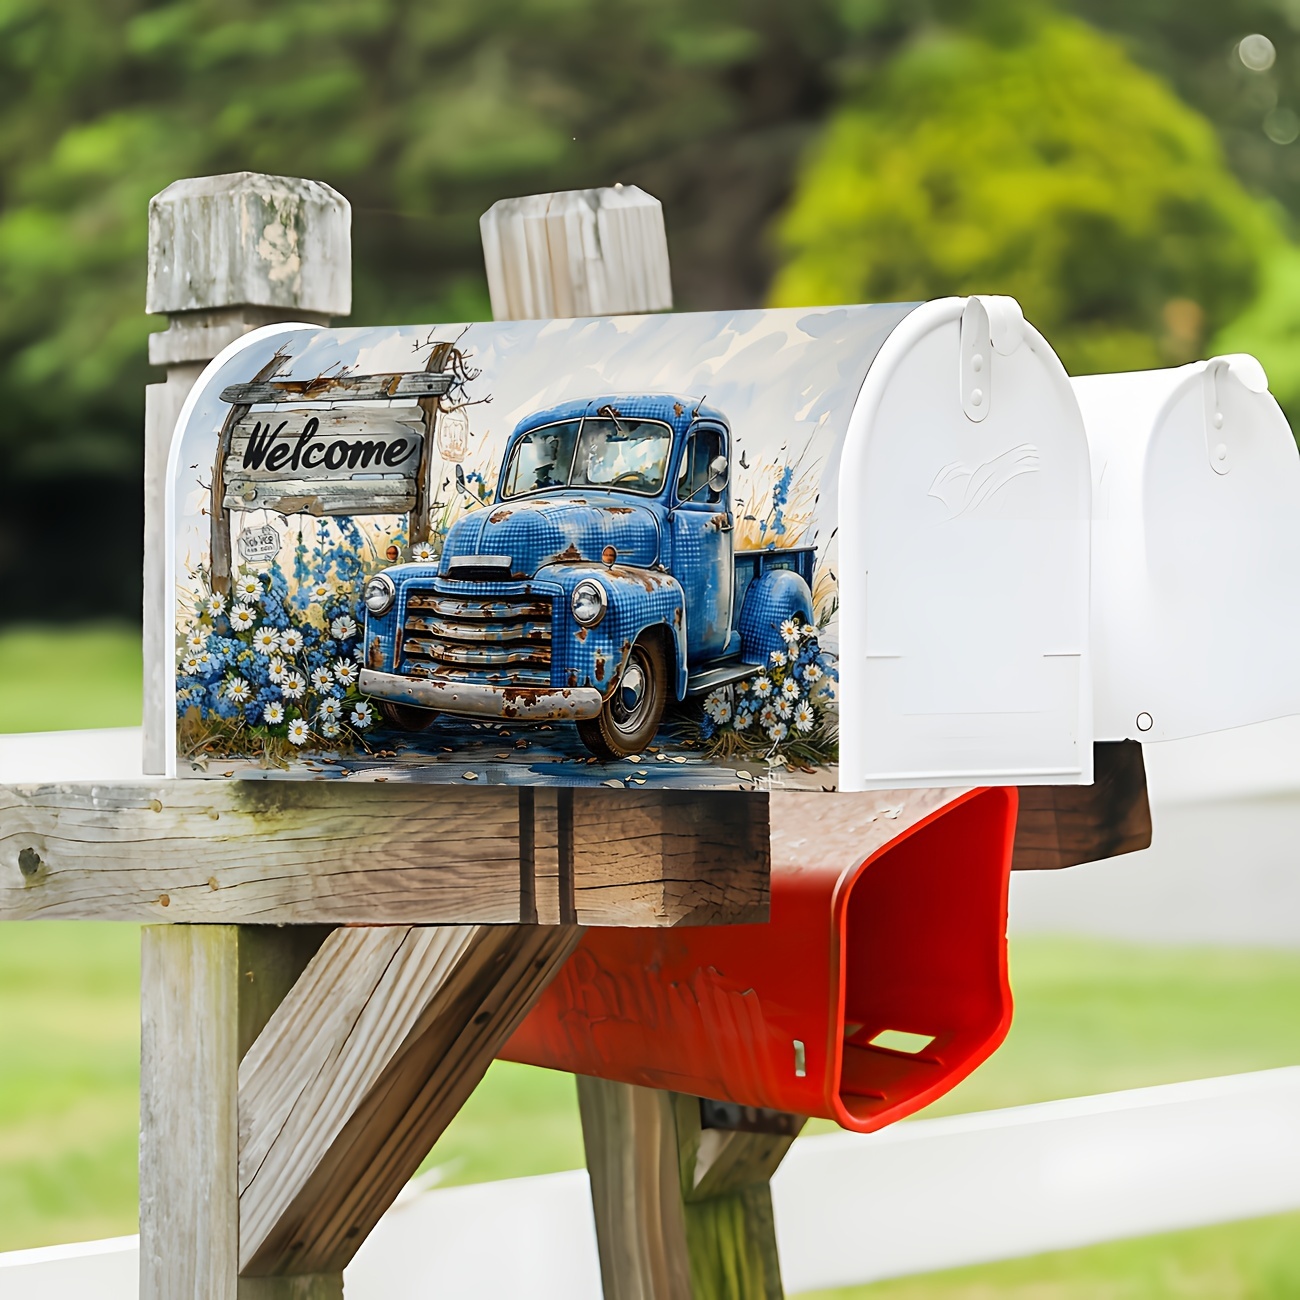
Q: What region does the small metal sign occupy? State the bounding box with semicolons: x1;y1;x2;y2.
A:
237;523;281;565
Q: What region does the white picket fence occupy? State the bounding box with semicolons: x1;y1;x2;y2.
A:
3;719;1300;1294
4;1067;1299;1298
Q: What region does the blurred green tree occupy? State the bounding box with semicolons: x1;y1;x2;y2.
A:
769;14;1285;378
0;0;921;621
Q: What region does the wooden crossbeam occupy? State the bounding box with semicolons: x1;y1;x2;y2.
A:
0;783;768;926
237;922;581;1276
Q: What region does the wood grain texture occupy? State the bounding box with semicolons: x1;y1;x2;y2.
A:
577;1079;800;1300
578;1078;693;1300
141;925;342;1300
0;782;768;926
1012;741;1152;871
481;187;672;321
237;921;582;1275
140;925;241;1300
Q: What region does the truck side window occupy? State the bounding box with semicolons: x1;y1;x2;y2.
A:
677;427;725;505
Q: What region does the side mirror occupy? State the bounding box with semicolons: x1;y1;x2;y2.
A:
707;454;729;493
454;463;469;497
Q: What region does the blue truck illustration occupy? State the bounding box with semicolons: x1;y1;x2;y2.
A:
357;395;816;758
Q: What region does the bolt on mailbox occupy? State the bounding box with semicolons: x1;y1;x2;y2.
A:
164;295;1099;791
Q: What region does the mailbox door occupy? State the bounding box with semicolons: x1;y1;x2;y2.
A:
839;298;1093;790
1079;359;1300;742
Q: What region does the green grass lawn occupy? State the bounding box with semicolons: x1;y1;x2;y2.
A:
0;624;141;733
2;625;1300;1293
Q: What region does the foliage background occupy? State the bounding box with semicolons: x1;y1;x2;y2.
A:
3;0;1300;628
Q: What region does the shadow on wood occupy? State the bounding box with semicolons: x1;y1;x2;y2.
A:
1013;740;1152;871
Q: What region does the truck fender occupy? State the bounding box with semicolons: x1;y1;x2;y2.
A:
536;563;688;701
738;568;815;666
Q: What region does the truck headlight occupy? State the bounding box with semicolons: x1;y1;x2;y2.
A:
364;573;396;617
572;579;607;627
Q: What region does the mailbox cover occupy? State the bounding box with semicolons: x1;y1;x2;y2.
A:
1076;355;1300;743
166;297;1092;790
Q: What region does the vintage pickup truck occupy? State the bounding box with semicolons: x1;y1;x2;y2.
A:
357;395;817;758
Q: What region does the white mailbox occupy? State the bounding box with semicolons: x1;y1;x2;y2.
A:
1075;355;1300;743
165;295;1092;791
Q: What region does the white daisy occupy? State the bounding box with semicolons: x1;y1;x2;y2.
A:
780;618;801;645
703;688;732;724
733;709;754;730
252;626;280;655
206;593;226;617
287;718;310;745
803;662;823;684
767;721;788;744
197;650;214;671
758;702;777;728
318;697;342;722
770;649;786;667
235;574;263;602
181;653;202;675
263;701;285;725
781;678;801;701
225;677;251;704
776;699;793;720
330;614;358;641
279;628;304;655
410;540;438;561
320;718;341;738
351;701;374;729
753;676;773;698
185;628;207;653
268;656;287;684
794;701;815;733
282;671;307;700
333;658;358;687
311;667;335;692
229;604;255;632
310;581;332;602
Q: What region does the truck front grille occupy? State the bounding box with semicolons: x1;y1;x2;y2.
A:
401;592;553;687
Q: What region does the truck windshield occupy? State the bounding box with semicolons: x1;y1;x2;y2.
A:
501;415;672;499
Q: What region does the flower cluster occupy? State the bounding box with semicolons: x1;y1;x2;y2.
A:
698;618;838;764
176;521;379;764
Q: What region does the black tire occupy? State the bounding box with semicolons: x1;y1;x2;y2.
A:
378;700;439;732
576;631;670;760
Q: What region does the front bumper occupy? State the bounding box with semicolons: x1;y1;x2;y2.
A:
359;668;604;722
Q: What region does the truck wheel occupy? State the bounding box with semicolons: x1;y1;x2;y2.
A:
577;633;669;760
378;701;439;732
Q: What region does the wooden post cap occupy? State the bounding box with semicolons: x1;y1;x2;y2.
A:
480;185;673;321
147;172;352;319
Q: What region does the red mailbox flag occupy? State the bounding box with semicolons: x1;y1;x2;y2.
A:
503;786;1017;1131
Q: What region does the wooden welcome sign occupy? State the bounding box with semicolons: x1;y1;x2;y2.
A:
166;298;1098;790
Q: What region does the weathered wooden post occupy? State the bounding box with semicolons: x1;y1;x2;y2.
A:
143;173;351;775
479;186;803;1300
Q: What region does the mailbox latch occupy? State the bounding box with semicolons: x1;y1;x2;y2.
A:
1203;353;1270;477
960;296;1026;423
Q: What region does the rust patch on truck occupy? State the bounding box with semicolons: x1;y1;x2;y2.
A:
489;507;514;523
555;543;583;563
367;635;385;669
